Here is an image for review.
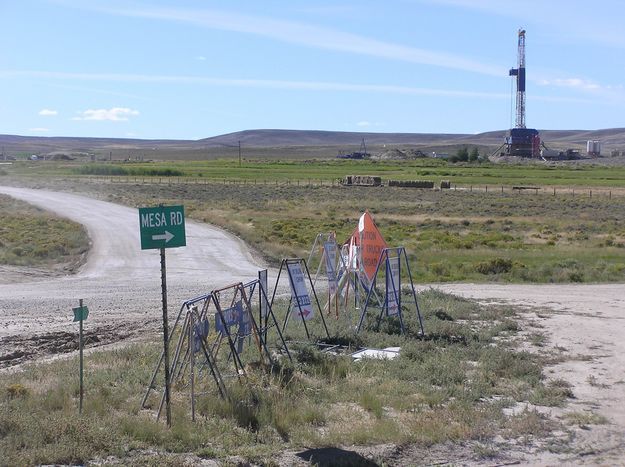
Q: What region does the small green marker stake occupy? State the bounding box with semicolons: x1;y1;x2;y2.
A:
73;300;89;414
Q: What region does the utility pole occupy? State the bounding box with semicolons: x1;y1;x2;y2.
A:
238;141;241;168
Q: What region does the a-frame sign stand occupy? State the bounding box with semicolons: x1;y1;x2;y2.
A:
270;258;330;341
307;233;345;320
141;292;228;421
142;271;291;421
356;247;425;336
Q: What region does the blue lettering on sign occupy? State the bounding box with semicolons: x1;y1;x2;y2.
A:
296;295;311;307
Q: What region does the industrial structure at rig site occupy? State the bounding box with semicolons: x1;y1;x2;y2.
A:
504;29;541;158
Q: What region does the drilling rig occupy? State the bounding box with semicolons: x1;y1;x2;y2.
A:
504;29;540;158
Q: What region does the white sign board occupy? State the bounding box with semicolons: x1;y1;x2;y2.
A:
287;262;314;321
324;241;338;295
386;256;401;316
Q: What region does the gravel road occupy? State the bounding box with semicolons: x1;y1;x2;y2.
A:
0;186;266;366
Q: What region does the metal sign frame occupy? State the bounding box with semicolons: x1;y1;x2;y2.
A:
141;271;291;421
270;258;330;341
356;247;425;336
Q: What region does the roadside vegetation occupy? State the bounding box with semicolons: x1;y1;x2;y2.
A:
0;194;88;270
5;177;619;284
0;291;573;465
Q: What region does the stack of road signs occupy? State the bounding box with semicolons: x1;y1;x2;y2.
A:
142;270;291;421
337;212;386;319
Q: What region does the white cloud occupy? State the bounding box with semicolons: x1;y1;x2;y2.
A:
194;55;207;61
538;78;601;91
4;70;508;99
357;121;385;128
80;4;503;76
2;69;598;104
72;107;139;121
28;127;50;132
38;108;58;116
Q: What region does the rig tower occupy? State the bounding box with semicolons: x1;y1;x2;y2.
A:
505;28;540;158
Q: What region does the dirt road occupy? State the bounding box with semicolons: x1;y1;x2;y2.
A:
433;283;625;464
1;186;624;463
0;186;266;366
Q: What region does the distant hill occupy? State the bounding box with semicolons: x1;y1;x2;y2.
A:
2;128;625;156
199;129;476;147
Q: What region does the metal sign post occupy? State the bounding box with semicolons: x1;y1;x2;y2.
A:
72;299;89;414
139;205;186;428
159;247;171;427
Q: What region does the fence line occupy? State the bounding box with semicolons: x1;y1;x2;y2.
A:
52;175;622;199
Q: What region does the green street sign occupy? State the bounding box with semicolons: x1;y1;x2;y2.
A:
139;205;186;250
73;305;89;322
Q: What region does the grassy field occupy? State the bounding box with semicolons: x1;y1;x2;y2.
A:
1;291;580;465
1;157;624;284
4;157;625;188
0;194;88;270
6;177;619;284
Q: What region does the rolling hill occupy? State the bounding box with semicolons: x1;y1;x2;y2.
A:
2;128;625;157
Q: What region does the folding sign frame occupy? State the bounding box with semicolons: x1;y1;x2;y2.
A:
142;270;290;421
356;247;425;336
270;258;330;341
141;291;227;421
307;232;347;321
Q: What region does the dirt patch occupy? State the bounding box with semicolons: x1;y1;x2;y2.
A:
0;319;158;370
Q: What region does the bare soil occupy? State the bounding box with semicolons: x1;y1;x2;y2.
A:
435;283;625;465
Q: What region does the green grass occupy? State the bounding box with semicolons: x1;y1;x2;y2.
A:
0;291;569;464
3;157;625;284
2;176;624;283
0;194;89;268
4;157;625;187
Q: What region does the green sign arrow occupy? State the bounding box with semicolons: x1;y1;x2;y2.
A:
138;205;186;250
73;305;89;322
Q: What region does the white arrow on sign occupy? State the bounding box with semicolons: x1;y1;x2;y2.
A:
152;230;174;243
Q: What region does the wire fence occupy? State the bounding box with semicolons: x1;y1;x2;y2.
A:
28;175;624;199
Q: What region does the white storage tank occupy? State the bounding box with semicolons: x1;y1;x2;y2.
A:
587;140;601;157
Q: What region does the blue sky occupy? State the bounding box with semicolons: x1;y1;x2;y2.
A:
2;0;624;139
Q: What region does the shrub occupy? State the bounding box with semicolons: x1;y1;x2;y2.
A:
475;258;513;275
6;383;30;399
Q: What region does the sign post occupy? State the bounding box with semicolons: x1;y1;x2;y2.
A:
139;205;186;428
73;299;89;414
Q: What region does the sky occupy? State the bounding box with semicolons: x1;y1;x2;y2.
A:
2;0;624;140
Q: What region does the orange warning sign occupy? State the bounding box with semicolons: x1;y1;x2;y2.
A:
346;211;387;282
